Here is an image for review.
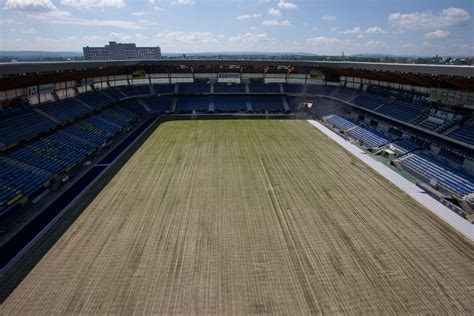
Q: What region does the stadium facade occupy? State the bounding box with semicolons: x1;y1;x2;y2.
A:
83;42;161;60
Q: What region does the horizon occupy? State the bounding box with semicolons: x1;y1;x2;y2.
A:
0;0;473;56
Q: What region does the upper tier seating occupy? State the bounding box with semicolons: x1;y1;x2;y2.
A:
142;97;172;113
38;99;92;124
214;96;247;112
377;101;423;123
448;125;474;145
214;83;246;93
398;154;474;197
283;84;305;93
353;95;384;110
75;91;113;110
329;88;359;101
251;96;284;112
8;131;96;174
120;85;151;96
0;160;50;216
0;111;57;149
152;84;175;94
305;85;337;95
179;83;210;94
248;83;281;93
175;96;209;113
102;88;126;100
119;99;148;116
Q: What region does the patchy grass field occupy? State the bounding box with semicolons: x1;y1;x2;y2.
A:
1;120;472;314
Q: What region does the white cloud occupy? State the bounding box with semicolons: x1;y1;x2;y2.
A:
170;0;195;5
277;1;296;9
424;29;450;39
366;26;384;34
110;32;132;41
228;32;271;44
60;0;125;9
262;19;290;26
131;12;145;16
4;0;56;12
357;34;364;39
321;15;335;22
154;5;163;11
157;31;217;44
340;26;362;34
236;13;262;20
307;36;341;45
268;8;281;16
388;7;471;29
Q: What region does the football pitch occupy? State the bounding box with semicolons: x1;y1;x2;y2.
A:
1;119;472;314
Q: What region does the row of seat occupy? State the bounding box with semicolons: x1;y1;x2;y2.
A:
399;154;473;197
325;115;391;149
75;91;114;109
38;98;91;124
448;125;474;145
353;95;426;123
0;160;50;216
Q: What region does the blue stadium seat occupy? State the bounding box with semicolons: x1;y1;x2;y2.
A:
250;96;284;112
7;131;96;175
175;96;209;113
448;125;474;145
75;91;113;109
283;84;305;93
353;95;384;110
179;83;210;93
142;97;172;113
0;160;50;216
214;83;246;93
248;83;281;93
325;115;357;130
64;116;121;145
120;85;151;96
286;96;304;110
38;98;92;124
119;99;148;116
102;88;126;100
399;154;474;197
305;85;337;95
0;111;57;148
152;84;175;94
214;95;247;112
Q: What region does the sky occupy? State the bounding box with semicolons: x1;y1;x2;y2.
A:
0;0;473;56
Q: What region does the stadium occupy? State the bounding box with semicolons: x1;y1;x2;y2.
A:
0;59;473;314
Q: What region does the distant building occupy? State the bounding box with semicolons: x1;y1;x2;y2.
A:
83;41;161;60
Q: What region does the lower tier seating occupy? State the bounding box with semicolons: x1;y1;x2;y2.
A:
324;115;357;130
347;126;391;149
214;83;246;93
64;116;121;145
38;99;92;124
214;96;247;112
142;97;172;113
7;131;96;175
398;154;474;197
0;160;50;216
119;99;148;116
176;96;210;112
251;96;284;112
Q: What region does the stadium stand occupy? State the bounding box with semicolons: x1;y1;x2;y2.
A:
305;85;337;95
397;154;474;197
324;114;357;130
119;85;151;97
0;111;57;149
102;88;126;100
447;125;474;145
95;108;137;127
390;140;418;154
75;91;114;110
251;96;284;112
64;116;121;145
347;126;392;149
376;100;424;123
248;83;281;93
0;160;50;216
329;88;359;101
7;131;96;175
152;84;175;94
175;96;210;113
283;84;305;94
179;82;210;94
142;97;172;113
353;95;385;110
214;83;246;93
286;96;304;111
37;99;92;124
119;99;148;116
214;95;247;112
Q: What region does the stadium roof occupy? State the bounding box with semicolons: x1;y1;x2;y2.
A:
0;59;473;91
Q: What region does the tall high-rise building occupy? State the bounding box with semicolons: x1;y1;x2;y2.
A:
83;41;161;60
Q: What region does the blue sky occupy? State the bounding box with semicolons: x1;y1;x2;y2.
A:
0;0;473;55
